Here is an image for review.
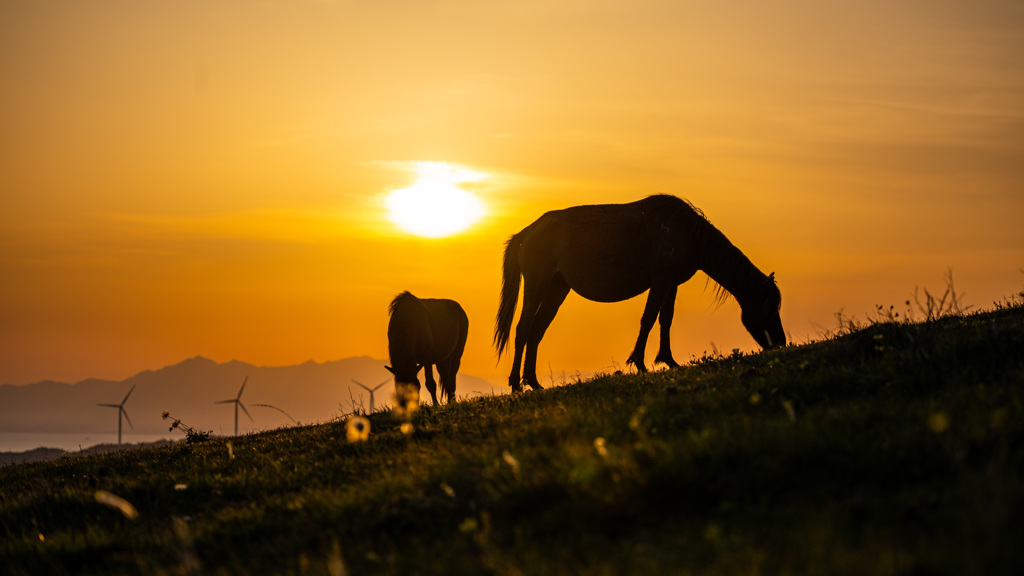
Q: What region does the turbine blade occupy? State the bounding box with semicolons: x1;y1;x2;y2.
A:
239;401;253;421
98;403;119;408
122;383;137;404
215;399;234;404
253;404;297;424
121;408;134;431
237;376;248;399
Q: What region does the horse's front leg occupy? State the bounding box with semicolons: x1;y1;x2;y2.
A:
627;284;671;372
653;284;680;368
423;364;439;406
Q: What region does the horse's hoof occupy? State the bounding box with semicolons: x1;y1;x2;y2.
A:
626;358;648;373
656;356;680;369
626;352;649;373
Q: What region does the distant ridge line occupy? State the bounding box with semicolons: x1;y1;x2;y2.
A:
11;355;388;388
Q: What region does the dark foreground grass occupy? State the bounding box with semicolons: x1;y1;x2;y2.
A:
2;304;1023;575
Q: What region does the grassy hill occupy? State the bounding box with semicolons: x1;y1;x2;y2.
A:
2;300;1022;575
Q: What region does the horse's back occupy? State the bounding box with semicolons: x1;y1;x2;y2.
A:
421;298;469;358
422;298;468;328
522;195;695;254
516;195;700;301
530;195;690;225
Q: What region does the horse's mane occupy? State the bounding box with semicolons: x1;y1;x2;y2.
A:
391;289;419;364
695;210;731;310
388;291;427;374
643;194;707;220
649;196;772;309
389;290;417;318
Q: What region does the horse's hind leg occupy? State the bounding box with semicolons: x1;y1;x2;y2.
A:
423;364;440;406
440;329;467;403
522;276;570;390
653;285;680;368
438;357;460;404
508;317;530;393
509;276;547;392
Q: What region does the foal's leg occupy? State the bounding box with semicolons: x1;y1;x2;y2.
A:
434;358;450;404
653;284;680;368
438;356;460;404
441;330;467;403
423;364;439;406
522;277;570;390
626;283;672;372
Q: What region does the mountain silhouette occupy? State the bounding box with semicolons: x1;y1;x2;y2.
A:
0;356;501;438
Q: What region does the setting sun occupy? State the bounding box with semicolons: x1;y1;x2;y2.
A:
385;162;488;238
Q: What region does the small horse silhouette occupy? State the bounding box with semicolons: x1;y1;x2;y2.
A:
494;195;785;392
387;291;469;406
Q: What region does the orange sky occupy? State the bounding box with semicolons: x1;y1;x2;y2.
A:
2;0;1023;387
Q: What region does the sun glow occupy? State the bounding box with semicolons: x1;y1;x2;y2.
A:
385;162;488;238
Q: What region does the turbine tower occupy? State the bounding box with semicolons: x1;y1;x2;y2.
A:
97;384;136;445
352;378;389;413
215;376;253;436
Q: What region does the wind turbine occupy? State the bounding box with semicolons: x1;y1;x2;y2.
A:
215;376;253;436
97;384;136;445
352;378;389;413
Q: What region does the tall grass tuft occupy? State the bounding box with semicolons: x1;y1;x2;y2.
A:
162;411;212;444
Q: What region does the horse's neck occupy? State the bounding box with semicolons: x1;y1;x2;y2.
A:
696;225;764;304
391;301;427;368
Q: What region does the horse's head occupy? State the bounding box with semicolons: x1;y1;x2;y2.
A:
741;272;786;350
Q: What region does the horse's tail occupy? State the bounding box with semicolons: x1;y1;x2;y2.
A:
493;231;523;358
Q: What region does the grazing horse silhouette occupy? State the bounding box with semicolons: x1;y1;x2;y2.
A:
494;195;785;392
387;291;469;406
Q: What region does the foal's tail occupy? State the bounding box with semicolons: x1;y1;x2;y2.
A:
493;231;523;358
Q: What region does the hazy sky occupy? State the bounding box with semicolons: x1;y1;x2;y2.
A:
2;0;1023;387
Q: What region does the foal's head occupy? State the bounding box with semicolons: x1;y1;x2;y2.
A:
741;272;786;350
385;364;421;388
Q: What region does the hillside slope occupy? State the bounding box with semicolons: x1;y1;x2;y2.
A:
1;303;1022;575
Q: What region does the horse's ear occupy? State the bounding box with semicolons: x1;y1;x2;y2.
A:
769;272;776;281
385;366;394;374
